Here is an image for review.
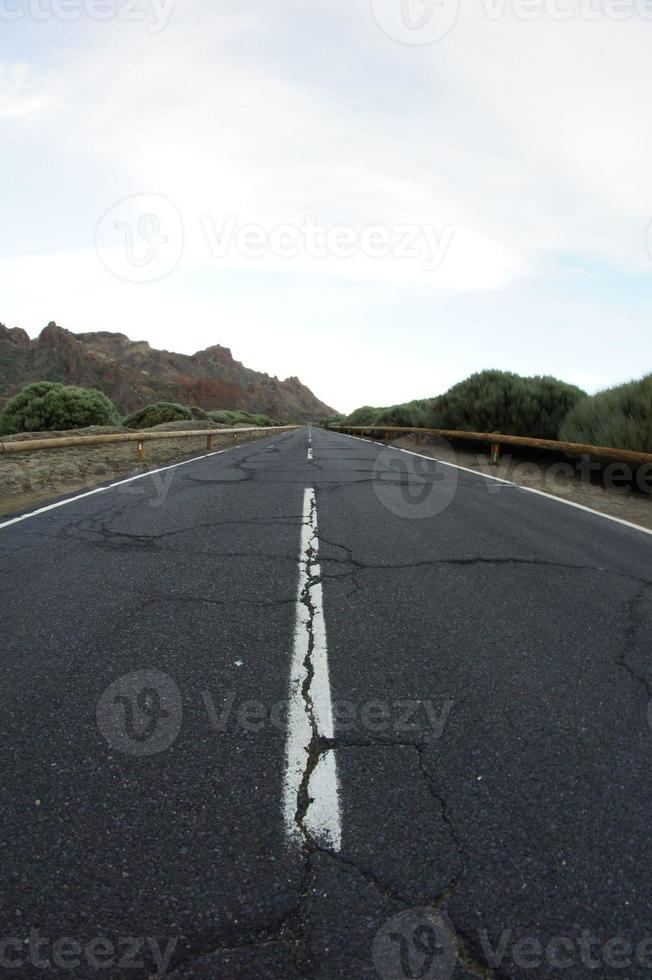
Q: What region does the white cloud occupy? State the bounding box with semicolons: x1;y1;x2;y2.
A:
0;62;53;121
1;0;651;411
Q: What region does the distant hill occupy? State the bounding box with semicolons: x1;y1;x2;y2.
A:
0;322;335;420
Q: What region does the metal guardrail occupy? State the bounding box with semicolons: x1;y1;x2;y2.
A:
330;425;652;467
0;426;300;460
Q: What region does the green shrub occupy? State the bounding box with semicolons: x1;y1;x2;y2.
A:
374;401;430;428
189;406;210;421
344;405;381;426
427;371;586;440
560;375;652;452
0;381;120;435
123;401;192;429
208;409;275;427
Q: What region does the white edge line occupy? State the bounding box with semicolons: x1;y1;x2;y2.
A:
0;438;264;532
333;431;652;539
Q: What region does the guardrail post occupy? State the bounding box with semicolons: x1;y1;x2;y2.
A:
384;431;391;442
137;440;144;461
491;440;501;465
206;434;213;450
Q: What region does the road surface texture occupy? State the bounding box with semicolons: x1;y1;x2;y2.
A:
1;426;651;979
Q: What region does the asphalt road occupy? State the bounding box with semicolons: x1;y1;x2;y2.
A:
1;426;651;979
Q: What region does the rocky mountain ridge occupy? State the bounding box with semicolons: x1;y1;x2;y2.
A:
0;322;335;420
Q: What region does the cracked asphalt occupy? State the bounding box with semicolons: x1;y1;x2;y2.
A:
1;426;651;979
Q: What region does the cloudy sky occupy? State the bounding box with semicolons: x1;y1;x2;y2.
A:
2;0;651;412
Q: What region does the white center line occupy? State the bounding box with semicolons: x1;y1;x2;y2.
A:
283;487;342;850
307;447;314;461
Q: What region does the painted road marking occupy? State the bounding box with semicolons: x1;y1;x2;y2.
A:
283;487;341;850
307;447;314;461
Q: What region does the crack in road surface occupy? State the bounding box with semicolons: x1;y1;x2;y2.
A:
283;486;342;851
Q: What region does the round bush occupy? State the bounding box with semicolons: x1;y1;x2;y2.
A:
344;406;381;426
374;401;430;428
208;410;233;424
123;402;193;429
0;381;120;435
189;406;210;421
428;371;586;440
209;410;278;427
560;375;652;453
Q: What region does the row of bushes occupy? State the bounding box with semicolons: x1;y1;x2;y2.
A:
0;383;283;436
340;370;652;454
122;403;283;430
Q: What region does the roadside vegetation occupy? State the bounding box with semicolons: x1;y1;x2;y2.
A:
560;374;652;453
0;382;120;436
208;410;282;427
123;402;193;429
0;383;286;436
339;369;652;452
427;371;585;440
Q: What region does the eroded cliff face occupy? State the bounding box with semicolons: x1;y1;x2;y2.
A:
0;322;336;419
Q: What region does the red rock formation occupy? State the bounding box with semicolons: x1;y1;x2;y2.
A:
0;322;336;419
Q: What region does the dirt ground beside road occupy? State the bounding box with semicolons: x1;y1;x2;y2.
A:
389;435;652;533
0;424;269;518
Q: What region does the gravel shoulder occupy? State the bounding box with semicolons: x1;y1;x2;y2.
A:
389;434;652;532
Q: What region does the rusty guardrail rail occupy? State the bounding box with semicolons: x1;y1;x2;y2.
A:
330;425;652;467
0;426;301;461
